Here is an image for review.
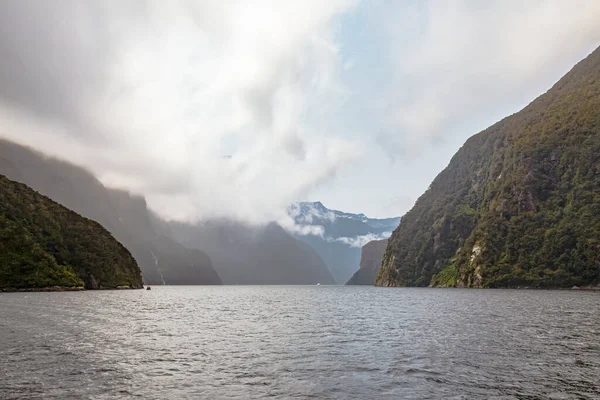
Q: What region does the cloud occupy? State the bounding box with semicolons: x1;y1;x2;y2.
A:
333;232;392;248
374;0;600;158
278;220;326;237
0;0;360;224
280;201;336;236
1;0;599;222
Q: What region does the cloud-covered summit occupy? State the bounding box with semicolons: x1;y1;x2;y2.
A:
287;201;399;247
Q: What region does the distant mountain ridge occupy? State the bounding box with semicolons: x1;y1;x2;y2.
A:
163;219;336;285
0;138;335;286
288;201;399;283
377;46;600;288
291;201;399;232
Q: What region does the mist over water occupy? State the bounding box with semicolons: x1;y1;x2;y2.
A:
1;286;599;399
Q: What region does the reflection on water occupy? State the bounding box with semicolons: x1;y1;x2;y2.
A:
1;286;599;399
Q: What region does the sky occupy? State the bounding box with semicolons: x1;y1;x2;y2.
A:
0;0;599;225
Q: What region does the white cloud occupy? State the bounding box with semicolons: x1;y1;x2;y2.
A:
280;201;336;236
0;0;360;224
376;0;600;154
333;232;392;248
278;218;326;237
1;0;599;222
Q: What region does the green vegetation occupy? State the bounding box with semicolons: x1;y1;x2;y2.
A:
430;264;459;287
0;175;143;290
377;46;600;288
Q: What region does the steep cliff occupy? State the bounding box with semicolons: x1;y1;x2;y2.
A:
0;139;221;285
346;239;388;285
0;175;143;290
377;46;600;288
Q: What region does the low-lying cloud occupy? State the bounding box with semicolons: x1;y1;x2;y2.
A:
333;232;391;248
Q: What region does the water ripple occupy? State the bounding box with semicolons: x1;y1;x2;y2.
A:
1;286;599;399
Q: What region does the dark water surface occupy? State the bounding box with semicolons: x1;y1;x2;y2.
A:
1;286;599;399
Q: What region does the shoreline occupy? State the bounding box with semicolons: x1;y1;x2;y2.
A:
0;285;144;293
375;284;600;291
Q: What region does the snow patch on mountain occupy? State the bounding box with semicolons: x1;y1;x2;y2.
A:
287;201;399;241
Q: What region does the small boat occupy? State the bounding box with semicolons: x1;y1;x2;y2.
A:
317;283;321;286
146;286;151;290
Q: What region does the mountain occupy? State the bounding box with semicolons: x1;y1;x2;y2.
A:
163;219;336;285
0;139;330;286
345;239;388;285
288;201;399;283
0;139;221;285
377;46;600;289
0;174;143;290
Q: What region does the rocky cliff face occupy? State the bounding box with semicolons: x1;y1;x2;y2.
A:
0;139;221;285
0;175;143;290
346;239;388;285
377;46;600;288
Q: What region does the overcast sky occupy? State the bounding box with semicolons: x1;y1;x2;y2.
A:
1;0;599;224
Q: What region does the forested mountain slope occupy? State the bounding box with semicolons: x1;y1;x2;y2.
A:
0;175;143;290
377;46;600;288
0;139;221;285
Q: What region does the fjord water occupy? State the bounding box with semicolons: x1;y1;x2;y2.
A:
1;287;599;399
